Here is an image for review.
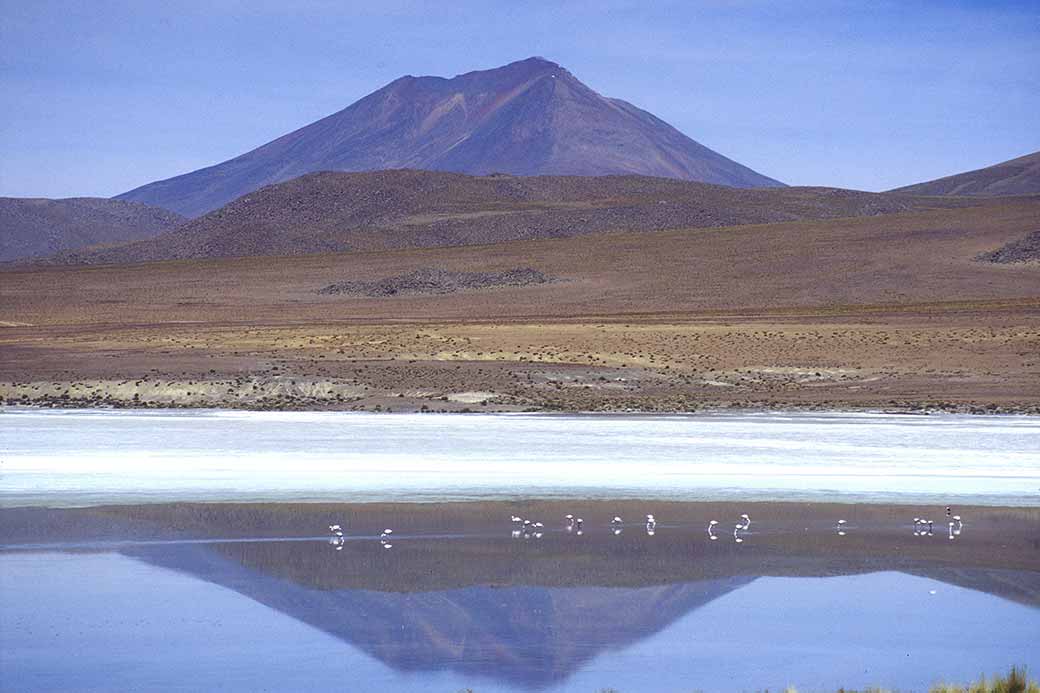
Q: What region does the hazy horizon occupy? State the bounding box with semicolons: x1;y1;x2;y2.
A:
1;0;1038;198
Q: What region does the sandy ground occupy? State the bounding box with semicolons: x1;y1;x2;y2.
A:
2;310;1037;412
2;201;1038;412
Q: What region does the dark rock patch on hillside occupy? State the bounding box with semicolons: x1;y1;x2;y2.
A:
318;267;554;297
976;230;1040;264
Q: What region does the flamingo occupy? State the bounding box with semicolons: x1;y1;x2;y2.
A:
707;519;719;541
328;522;344;548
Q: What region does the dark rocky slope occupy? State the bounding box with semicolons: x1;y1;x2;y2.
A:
892;150;1040;197
65;169;930;264
0;197;183;262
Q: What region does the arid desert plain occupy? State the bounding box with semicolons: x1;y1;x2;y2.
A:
4;196;1039;414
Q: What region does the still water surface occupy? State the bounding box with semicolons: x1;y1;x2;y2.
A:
2;500;1039;692
2;539;1038;692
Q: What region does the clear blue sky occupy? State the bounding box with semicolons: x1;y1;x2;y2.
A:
1;0;1037;198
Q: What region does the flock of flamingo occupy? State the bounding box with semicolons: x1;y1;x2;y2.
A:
914;506;964;539
328;523;395;550
326;506;965;549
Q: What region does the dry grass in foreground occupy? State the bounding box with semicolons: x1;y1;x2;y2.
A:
565;667;1040;692
929;667;1040;693
825;666;1040;693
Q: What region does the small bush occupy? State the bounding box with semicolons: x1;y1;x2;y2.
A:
750;667;1037;693
931;666;1039;693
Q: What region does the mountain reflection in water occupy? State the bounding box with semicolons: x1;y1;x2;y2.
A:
2;501;1039;692
138;539;753;688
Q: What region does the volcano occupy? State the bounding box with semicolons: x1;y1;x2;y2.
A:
116;57;784;217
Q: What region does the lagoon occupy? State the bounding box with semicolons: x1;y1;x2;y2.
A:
2;502;1038;693
3;408;1039;691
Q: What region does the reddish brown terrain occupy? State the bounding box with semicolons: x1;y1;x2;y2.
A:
2;192;1038;413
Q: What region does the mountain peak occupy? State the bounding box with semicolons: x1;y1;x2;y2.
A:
510;55;561;70
505;55;558;67
396;57;561;85
117;58;783;217
481;55;561;73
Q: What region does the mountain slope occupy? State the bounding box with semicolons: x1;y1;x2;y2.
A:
115;57;784;217
63;169;929;264
0;197;184;262
891;150;1040;196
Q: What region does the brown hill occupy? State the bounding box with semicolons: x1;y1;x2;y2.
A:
891;150;1040;196
65;169;939;264
0;197;184;262
114;57;783;218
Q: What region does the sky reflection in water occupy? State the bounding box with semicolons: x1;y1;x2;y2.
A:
2;525;1038;692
